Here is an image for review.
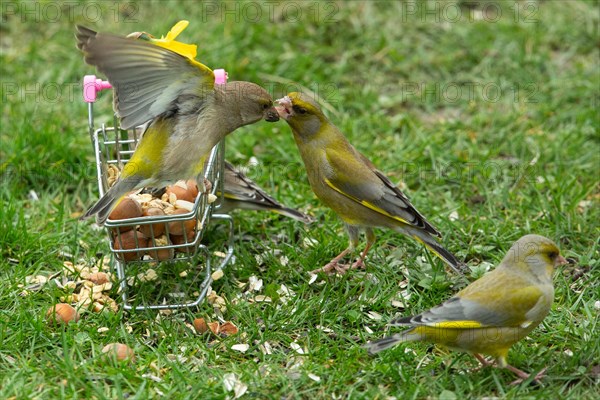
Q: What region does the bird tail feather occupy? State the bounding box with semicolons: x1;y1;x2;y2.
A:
220;194;314;224
407;229;467;275
364;331;421;354
81;178;141;225
272;206;315;224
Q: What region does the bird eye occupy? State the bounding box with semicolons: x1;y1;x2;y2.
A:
293;105;307;115
548;251;558;259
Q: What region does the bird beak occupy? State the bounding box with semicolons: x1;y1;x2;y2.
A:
275;96;293;120
264;106;280;122
556;255;568;266
126;31;154;41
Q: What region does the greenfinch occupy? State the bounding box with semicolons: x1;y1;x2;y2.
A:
219;161;314;224
365;234;567;384
275;93;463;274
76;23;279;224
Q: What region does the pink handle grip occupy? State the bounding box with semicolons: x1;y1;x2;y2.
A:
83;75;112;103
214;69;228;85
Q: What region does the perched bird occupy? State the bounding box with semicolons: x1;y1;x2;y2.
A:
76;23;279;224
275;93;463;274
365;234;567;384
218;161;314;224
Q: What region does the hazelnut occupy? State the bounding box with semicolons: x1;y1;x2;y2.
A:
46;303;79;325
102;343;135;362
208;321;220;335
170;230;196;253
167;209;196;235
193;317;209;334
108;197;142;232
186;179;199;198
113;230;148;261
88;272;110;285
109;197;142;220
139;207;166;237
166;180;197;203
219;321;239;336
203;178;213;193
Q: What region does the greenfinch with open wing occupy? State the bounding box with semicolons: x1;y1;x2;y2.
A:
76;22;278;224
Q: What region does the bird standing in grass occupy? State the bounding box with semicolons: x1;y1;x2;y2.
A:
275;93;464;274
76;22;279;225
365;234;567;384
219;161;314;224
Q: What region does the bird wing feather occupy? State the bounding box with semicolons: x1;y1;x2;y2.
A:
392;271;546;328
222;161;281;208
323;145;438;235
76;26;214;130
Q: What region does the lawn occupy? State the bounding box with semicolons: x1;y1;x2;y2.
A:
1;1;599;398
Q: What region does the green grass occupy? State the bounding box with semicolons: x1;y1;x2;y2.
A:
1;0;599;398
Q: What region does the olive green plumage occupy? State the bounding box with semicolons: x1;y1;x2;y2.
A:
365;234;567;383
276;92;463;274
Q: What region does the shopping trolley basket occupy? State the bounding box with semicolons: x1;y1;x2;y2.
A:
83;74;234;311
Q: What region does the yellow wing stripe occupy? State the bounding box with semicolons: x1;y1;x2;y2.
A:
323;178;410;225
431;321;484;329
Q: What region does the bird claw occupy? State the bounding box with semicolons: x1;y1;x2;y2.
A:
311;257;367;275
202;178;213;194
470;354;494;372
311;262;351;275
507;366;547;386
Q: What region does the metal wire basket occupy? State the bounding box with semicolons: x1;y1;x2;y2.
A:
83;75;234;311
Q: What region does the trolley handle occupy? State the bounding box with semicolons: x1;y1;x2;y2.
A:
82;69;228;103
83;75;112;103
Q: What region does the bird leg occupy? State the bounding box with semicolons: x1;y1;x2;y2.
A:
471;354;545;385
351;241;372;269
310;225;364;275
469;353;494;372
506;364;547;385
474;353;493;367
311;247;353;275
351;228;375;269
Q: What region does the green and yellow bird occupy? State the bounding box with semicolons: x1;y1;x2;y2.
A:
365;234;567;384
76;22;279;224
275;93;463;274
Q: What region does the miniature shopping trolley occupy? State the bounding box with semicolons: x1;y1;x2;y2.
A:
83;73;234;311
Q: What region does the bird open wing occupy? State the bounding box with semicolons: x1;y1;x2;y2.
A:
323;145;439;236
76;25;215;130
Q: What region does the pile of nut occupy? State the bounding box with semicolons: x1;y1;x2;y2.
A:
61;260;119;313
107;176;217;262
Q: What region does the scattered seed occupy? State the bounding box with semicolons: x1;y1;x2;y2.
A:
231;344;249;353
211;269;224;281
